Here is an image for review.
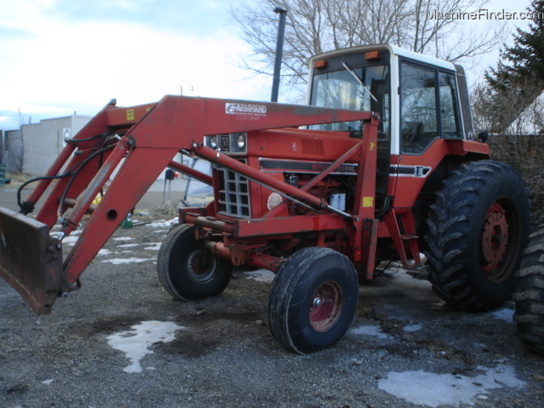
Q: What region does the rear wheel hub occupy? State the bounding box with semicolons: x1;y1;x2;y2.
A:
481;202;509;277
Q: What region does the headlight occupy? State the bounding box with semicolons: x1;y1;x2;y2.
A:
209;135;217;149
236;133;246;150
267;192;283;210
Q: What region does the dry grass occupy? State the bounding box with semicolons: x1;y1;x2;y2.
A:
149;201;179;219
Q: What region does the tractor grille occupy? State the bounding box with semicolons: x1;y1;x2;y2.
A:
216;165;251;218
218;134;231;151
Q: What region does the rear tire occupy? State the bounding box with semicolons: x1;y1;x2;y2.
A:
268;247;359;354
514;227;544;354
424;160;531;311
157;225;232;301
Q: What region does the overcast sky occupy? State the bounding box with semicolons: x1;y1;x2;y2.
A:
0;0;272;130
0;0;533;130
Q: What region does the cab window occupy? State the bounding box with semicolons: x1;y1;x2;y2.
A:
439;72;462;138
400;62;438;153
310;65;390;139
400;61;461;154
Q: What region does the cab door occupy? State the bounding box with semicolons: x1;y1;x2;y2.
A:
400;61;462;155
392;59;463;209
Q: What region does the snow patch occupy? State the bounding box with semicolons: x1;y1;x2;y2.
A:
107;321;185;374
379;364;525;407
117;243;141;248
144;218;178;229
114;242;161;250
62;235;78;247
350;325;391;339
101;258;152;265
144;243;162;251
97;249;112;257
403;324;422;332
489;308;514;323
244;269;275;283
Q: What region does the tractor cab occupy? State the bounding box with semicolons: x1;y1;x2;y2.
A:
307;44;476;213
308;44;471;153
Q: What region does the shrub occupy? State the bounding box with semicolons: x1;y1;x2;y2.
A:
488;134;544;225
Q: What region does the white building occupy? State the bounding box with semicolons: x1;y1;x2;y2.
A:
1;115;92;176
1;114;190;179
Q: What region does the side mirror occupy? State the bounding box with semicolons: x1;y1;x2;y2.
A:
477;131;489;143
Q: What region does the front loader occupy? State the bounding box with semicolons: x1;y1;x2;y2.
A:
0;44;531;353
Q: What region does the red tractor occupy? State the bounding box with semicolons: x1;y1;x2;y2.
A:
0;44;531;353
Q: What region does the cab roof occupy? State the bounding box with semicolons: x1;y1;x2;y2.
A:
310;44;457;72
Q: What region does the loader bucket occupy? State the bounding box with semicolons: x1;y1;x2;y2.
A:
0;207;64;314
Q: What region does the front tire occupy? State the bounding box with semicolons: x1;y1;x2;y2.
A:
424;160;531;311
514;227;544;354
268;247;359;354
157;225;232;301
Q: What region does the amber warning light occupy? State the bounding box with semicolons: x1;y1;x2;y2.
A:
313;60;328;69
365;51;381;61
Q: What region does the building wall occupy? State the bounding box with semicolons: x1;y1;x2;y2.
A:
4;114;184;178
4;129;23;173
0;130;6;165
21;115;91;176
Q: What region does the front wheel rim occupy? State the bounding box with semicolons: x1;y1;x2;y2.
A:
187;248;216;284
309;281;343;332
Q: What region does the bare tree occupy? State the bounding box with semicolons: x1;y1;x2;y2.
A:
472;79;544;225
472;77;544;135
232;0;505;97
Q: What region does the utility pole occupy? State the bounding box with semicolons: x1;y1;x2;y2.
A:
271;7;287;102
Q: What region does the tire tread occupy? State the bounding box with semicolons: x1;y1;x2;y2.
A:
424;160;530;311
514;227;544;354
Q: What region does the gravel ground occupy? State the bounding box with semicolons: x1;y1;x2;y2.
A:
1;216;543;408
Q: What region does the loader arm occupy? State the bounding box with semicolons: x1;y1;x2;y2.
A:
0;95;376;314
